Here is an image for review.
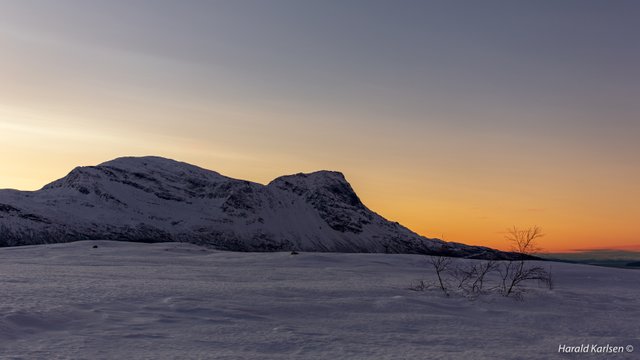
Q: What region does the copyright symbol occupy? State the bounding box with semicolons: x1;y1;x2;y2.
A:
627;345;634;353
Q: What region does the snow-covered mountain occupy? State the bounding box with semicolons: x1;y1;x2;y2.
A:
0;156;504;258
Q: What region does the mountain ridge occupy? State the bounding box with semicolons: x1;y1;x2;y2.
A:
0;156;509;258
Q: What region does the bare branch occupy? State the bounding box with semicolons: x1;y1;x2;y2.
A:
428;256;452;296
500;226;551;298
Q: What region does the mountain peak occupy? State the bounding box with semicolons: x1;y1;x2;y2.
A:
41;156;231;197
99;155;172;166
269;170;362;208
0;156;509;258
269;170;347;187
99;156;220;176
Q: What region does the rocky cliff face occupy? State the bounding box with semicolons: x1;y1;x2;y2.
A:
0;156;507;258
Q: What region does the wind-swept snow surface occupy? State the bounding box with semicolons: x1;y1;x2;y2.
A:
0;241;638;359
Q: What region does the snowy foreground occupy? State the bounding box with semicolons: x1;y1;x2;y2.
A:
1;241;638;359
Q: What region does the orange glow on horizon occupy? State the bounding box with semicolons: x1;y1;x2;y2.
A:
2;115;637;254
1;0;639;254
1;160;638;253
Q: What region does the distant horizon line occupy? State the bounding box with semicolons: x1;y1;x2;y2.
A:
542;245;640;254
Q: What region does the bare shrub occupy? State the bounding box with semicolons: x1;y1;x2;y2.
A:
412;226;554;301
428;255;452;296
470;260;498;295
498;226;552;298
546;264;554;290
451;262;477;291
449;260;499;298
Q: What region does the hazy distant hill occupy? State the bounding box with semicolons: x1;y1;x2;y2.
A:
0;156;507;258
541;250;640;269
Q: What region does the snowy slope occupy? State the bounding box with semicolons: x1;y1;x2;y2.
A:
0;241;637;359
0;156;502;258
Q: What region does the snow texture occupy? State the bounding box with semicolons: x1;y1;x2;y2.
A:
0;156;503;258
0;241;638;359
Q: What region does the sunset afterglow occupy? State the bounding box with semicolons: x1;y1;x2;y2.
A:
1;1;638;252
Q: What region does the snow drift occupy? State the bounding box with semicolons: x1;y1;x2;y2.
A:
0;241;637;359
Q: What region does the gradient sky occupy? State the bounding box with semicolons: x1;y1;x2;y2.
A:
1;0;638;252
